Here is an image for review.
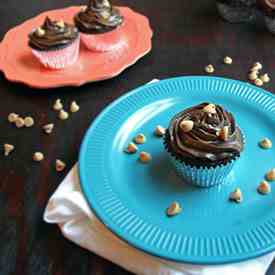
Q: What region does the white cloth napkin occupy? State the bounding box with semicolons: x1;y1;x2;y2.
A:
44;80;275;275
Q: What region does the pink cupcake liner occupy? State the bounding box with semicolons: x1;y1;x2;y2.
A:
80;26;127;52
31;36;80;69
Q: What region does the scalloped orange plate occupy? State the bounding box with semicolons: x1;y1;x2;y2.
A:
0;6;152;89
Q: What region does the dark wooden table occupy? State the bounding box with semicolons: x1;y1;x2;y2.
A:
1;0;275;274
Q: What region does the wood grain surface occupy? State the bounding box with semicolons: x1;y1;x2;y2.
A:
0;0;275;274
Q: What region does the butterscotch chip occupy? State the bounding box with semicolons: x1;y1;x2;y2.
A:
180;120;194;133
254;78;263;86
15;117;25;128
167;202;182;217
70;101;80;113
59;110;69;120
4;144;14;156
259;138;272;149
260;73;270;83
134;134;146;144
224;56;232;64
248;71;258;81
125;142;138;154
266;169;275;181
229;188;243;203
56;159;66;172
33;152;44;162
205;64;214;73
219;126;229;141
53;99;63;111
24;117;34;127
257;180;271;195
154;125;166;137
8;113;19;123
43;123;54;134
203;103;216;114
139;151;151;163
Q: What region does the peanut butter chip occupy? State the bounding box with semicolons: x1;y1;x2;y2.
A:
56;20;65;28
8;113;18;123
203;104;216;114
229;188;243;203
4;144;14;156
56;159;66;172
260;73;270;83
36;27;45;37
70;101;80;113
134;134;146;144
266;169;275;181
257;180;271;195
259;138;272;149
33;152;44;162
219;126;229;141
24;117;34;127
253;62;263;71
167;202;182;217
53;99;63;111
154;125;166;137
254;78;263;86
180;120;194;133
125;142;138;154
224;56;232;64
15;117;25;128
248;71;258;81
59;110;69;120
139;151;151;163
43;123;54;134
205;64;214;74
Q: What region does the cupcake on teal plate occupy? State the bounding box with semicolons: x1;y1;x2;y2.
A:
164;102;244;187
28;17;80;69
74;0;125;52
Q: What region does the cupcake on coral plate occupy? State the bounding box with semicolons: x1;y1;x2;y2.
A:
28;17;80;69
164;103;244;188
74;0;125;52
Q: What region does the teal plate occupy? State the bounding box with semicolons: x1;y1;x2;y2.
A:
79;76;275;264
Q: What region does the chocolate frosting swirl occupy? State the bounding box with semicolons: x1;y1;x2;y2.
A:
29;17;79;51
74;0;123;34
166;103;244;165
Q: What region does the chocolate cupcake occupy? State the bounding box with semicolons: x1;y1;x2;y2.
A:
164;103;244;187
257;0;275;34
216;0;256;23
74;0;125;52
29;17;80;69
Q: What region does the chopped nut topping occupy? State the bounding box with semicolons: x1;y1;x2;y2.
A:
180;120;194;133
254;78;263;86
8;113;18;123
125;142;138;154
224;56;232;65
24;116;34;127
205;64;214;74
4;144;14;156
257;180;271;195
259;138;272;149
219;126;229;141
229;188;243;203
43;123;54;134
53;99;63;111
134;134;146;144
203;103;216;114
167;202;182;217
248;71;258;81
59;110;69;120
33;152;44;162
70;101;80;113
56;159;66;172
260;73;270;83
139;151;151;163
266;168;275;181
36;27;45;37
154;125;166;137
15;117;25;128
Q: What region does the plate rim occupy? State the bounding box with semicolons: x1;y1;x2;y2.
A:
79;76;275;264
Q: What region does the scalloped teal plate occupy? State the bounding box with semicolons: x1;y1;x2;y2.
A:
79;76;275;264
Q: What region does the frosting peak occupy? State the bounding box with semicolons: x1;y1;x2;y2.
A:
74;0;123;34
166;103;244;165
